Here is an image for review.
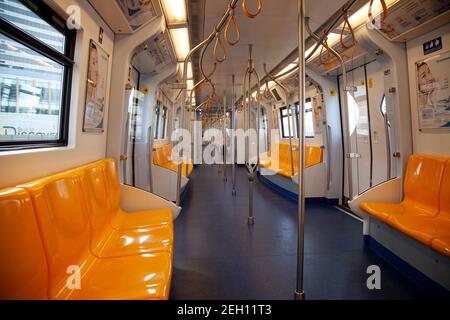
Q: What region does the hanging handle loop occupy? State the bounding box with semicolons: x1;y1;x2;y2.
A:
340;10;356;49
225;5;240;46
319;34;332;65
214;30;227;63
368;0;388;25
264;80;271;99
242;0;262;19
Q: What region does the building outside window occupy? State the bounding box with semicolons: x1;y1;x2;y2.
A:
279;98;314;139
0;0;75;150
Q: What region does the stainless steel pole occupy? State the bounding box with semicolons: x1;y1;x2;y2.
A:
147;125;154;193
295;0;306;301
287;103;294;176
223;94;227;182
121;112;130;184
176;0;240;206
305;16;354;201
247;45;254;226
232;74;237;196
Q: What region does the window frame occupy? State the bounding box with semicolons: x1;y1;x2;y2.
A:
0;0;76;151
153;100;161;139
160;106;168;139
279;98;315;139
279;106;293;139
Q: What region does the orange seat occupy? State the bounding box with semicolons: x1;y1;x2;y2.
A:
360;155;445;221
68;161;173;258
359;202;404;223
387;215;450;246
0;188;49;300
20;173;171;300
103;158;173;231
260;143;323;177
360;155;450;255
153;144;193;176
431;238;450;258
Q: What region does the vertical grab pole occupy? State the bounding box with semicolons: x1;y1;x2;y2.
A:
295;0;306;300
121;112;130;184
176;0;240;207
305;16;354;201
147;125;154;193
223;94;227;182
232;75;237;196
256;74;261;170
247;47;254;226
287;103;295;176
384;113;391;179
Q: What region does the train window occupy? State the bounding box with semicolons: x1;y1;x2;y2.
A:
154;102;168;140
279;98;314;139
0;0;75;151
303;98;315;138
380;95;387;116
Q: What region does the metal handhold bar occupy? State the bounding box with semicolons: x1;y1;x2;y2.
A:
231;74;237;196
241;44;260;225
305;15;354;200
223;94;228;182
295;0;306;301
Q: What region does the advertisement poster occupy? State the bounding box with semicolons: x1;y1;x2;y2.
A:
83;40;110;133
416;50;450;130
116;0;157;31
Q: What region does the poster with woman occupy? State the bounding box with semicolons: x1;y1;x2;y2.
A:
83;40;110;132
416;50;450;130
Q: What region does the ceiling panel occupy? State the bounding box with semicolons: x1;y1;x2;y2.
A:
194;0;350;104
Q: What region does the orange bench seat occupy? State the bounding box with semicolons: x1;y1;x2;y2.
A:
359;155;450;257
0;158;173;300
260;143;323;177
153;143;193;176
431;238;450;258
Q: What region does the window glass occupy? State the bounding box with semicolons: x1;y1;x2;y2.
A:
279;99;315;139
0;0;66;53
0;33;64;142
0;0;74;149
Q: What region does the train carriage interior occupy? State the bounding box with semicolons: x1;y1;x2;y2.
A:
0;0;450;302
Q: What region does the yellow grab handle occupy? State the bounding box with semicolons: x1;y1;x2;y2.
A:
225;11;240;46
242;0;262;19
340;11;356;49
368;0;388;25
214;32;227;63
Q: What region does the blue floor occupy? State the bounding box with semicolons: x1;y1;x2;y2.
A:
170;165;429;300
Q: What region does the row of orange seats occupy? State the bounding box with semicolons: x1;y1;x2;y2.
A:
360;155;450;257
260;143;323;177
0;159;173;300
153;143;193;176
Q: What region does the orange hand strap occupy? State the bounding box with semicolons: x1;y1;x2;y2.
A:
242;0;262;19
340;9;356;49
368;0;388;25
213;30;227;63
319;35;332;66
264;81;271;98
225;5;240;46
